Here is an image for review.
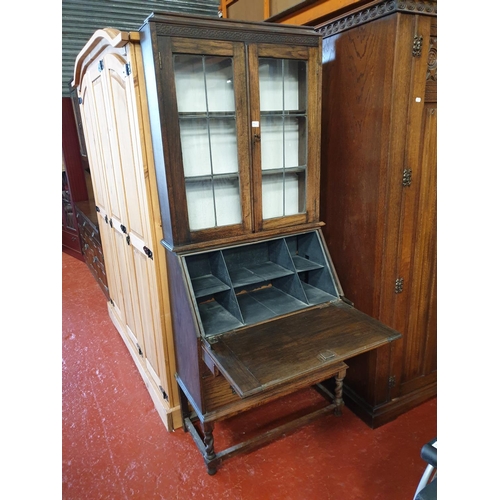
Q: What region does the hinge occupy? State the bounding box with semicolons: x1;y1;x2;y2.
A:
126;235;131;246
109;218;113;228
143;246;153;260
402;168;412;187
110;298;114;307
78;97;82;105
105;215;109;224
159;386;169;401
98;59;104;72
95;206;100;212
125;62;132;76
388;375;396;389
120;224;127;234
412;35;423;57
395;277;404;294
136;343;143;356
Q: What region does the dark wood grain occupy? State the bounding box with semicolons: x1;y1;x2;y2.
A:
166;250;204;412
206;301;399;398
144;15;323;248
319;6;437;427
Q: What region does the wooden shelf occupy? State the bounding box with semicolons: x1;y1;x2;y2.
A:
292;255;323;272
191;274;231;298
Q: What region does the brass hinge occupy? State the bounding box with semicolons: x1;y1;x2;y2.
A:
143;246;153;260
388;375;396;389
402;168;412;187
395;277;404;294
412;35;423;57
159;386;169;402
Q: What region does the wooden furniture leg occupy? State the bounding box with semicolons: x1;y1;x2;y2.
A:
182;363;349;475
333;368;346;416
202;422;218;475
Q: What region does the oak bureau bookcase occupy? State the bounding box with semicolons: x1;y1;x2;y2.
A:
75;12;402;475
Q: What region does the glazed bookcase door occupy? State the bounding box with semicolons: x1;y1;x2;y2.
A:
167;38;252;244
248;43;320;232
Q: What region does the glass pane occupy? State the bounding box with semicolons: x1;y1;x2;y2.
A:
262;174;284;220
185;178;242;231
261;115;283;171
262;172;305;219
174;53;242;231
283;173;300;216
186;180;216;230
205;57;235;112
259;57;308;220
283;60;306;111
214;178;242;226
284;117;299;168
284;116;307;168
179;118;211;177
209;118;239;175
173;55;206;113
259;58;283;111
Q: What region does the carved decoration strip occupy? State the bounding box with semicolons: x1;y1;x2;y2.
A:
427;35;437;83
154;23;319;47
318;0;437;38
425;33;437;102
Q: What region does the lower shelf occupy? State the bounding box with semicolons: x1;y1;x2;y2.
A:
178;360;348;475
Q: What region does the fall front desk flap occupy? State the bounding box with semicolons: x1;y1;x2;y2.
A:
180;229;401;398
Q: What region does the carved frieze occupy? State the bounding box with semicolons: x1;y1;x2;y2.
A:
317;0;437;38
153;21;319;46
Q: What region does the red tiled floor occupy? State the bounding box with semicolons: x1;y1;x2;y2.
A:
62;250;437;499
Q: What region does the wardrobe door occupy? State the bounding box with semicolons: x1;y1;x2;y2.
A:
79;63;129;331
99;50;170;392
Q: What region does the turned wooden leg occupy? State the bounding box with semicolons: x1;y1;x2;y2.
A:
202;422;218;475
333;369;346;416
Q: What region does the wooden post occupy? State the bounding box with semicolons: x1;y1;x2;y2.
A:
263;0;270;19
